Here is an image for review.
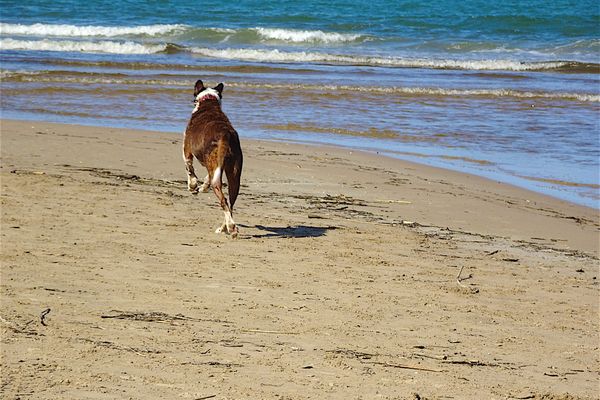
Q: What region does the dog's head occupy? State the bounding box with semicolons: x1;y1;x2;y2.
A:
193;80;224;105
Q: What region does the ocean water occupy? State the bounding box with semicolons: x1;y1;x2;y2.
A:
1;0;599;207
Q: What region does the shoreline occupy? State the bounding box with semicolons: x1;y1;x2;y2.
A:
1;119;599;399
3;114;599;210
257;133;600;210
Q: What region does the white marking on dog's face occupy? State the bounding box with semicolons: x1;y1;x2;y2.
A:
197;88;221;102
193;87;221;113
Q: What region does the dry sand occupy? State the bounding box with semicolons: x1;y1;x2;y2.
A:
1;119;598;399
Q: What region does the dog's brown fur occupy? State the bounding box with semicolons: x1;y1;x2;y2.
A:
183;80;243;237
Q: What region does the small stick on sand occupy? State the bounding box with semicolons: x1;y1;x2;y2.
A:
365;360;444;373
456;266;478;293
374;199;412;204
456;266;467;288
242;329;297;335
40;308;51;326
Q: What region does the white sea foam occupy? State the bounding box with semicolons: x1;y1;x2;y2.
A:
387;87;600;102
0;23;362;44
0;69;45;79
253;28;363;43
228;82;600;102
3;73;187;87
0;22;186;37
189;47;571;71
0;38;166;54
6;67;595;102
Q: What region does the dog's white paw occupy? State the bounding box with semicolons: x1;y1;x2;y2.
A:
188;177;199;194
215;224;238;238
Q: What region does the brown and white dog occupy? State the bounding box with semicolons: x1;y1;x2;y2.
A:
183;80;243;237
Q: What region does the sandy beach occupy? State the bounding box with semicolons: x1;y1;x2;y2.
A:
1;119;598;399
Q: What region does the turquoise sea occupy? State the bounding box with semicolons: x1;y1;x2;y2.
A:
1;0;599;207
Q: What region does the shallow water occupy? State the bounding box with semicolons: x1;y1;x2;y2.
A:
1;0;599;207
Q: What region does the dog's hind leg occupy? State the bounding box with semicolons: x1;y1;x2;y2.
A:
199;174;211;192
224;157;242;237
224;149;242;211
211;166;237;238
183;146;199;194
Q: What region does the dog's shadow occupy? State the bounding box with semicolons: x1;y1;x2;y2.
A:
240;224;336;239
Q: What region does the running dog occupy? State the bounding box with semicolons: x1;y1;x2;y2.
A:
182;80;243;237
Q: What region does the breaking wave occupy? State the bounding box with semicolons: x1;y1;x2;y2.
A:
190;47;598;72
252;28;364;43
0;38;166;54
1;35;597;73
228;82;600;102
0;22;365;44
0;22;186;37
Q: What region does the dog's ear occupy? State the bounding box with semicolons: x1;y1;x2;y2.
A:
214;83;224;97
193;80;205;97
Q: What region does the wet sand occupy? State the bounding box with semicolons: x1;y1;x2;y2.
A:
1;119;598;399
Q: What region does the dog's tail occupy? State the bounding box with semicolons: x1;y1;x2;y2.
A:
224;134;243;210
